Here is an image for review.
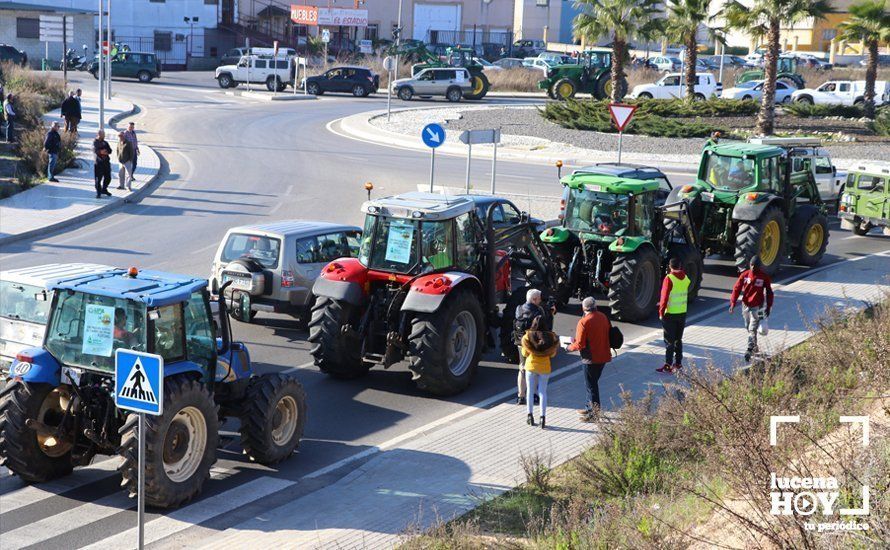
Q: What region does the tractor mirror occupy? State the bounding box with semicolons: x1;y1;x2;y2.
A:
148;309;161;321
34;290;48;301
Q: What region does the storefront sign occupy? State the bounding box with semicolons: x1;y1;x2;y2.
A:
291;5;368;27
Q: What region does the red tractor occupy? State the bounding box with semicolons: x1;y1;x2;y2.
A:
308;192;562;395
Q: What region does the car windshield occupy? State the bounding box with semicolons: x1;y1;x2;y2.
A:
565;188;629;235
359;215;454;273
0;281;49;324
45;291;147;372
221;233;281;268
703;153;756;190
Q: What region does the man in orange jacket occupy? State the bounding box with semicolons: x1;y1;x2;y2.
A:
567;297;612;422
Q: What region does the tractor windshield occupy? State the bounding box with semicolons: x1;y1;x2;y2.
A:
702;153;756;191
359;215;455;274
45;291;146;372
564;188;629;235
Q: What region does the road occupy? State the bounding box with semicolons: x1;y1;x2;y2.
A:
1;71;887;548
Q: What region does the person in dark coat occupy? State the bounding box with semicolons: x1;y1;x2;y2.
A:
43;122;62;182
93;130;112;198
60;91;82;133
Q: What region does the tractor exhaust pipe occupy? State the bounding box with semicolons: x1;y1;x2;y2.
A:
216;281;234;356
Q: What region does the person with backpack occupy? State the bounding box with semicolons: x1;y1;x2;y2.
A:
729;255;774;362
657;257;689;374
520;317;559;429
513;288;553;405
567;297;613;422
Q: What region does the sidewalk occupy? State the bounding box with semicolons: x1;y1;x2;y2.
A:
193;251;890;550
0;93;161;245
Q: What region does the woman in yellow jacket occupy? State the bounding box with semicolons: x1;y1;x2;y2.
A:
520;318;559;429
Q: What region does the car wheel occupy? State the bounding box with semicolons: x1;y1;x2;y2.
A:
781;95;791;104
217;74;233;88
306;82;321;95
694;93;706;101
742;94;752;101
638;92;653;99
795;95;813;104
91;69;99;80
137;70;152;83
446;87;462;102
398;86;414;101
352;84;367;97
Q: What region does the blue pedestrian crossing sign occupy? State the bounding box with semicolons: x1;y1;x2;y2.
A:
422;123;445;148
115;349;164;415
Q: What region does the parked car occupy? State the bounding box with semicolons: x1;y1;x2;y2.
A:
210;221;362;325
392;67;474;102
470;195;546;234
491;57;522;69
522;57;553;72
216;55;293;91
721;79;795;103
303;66;379;96
89;51;160;82
839;162;890;236
709;54;755;68
647;55;682;72
628;72;722;100
792;80;890;106
0;44;27;67
512;39;546;58
859;55;890;67
220;47;249;66
0;263;112;371
472;57;501;71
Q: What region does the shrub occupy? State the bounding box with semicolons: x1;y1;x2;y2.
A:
783;102;866;119
541;100;729;138
0;61;66;107
868;107;890;136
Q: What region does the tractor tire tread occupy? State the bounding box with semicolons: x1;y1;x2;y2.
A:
239;374;307;465
307;297;368;379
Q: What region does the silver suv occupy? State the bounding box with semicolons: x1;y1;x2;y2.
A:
210;221;361;325
392;67;473;102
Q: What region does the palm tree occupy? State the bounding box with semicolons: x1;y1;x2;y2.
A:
723;0;831;134
838;0;890;119
573;0;662;101
664;0;714;100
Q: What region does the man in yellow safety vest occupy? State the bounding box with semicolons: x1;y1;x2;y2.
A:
657;257;689;374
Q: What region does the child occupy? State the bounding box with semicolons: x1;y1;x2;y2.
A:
520;318;559;429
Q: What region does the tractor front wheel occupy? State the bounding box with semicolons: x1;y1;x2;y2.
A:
735;205;787;276
608;246;660;322
0;381;75;482
118;375;218;508
596;74;626;100
307;297;369;379
463;72;490;100
408;289;484;396
790;209;829;267
552;78;577;100
239;374;307;465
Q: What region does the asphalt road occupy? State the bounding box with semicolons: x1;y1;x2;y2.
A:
1;71;888;548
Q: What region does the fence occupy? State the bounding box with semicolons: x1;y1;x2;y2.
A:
116;35;189;69
428;29;514;48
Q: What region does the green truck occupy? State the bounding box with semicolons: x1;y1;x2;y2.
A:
665;141;830;276
541;165;702;321
839;162;890;236
537;48;621;101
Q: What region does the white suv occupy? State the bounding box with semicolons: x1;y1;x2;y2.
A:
629;72;722;100
215;55;294;92
392;67;474;102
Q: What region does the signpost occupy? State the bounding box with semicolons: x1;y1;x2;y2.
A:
422;123;445;192
39;15;72;81
608;103;637;164
383;56;396;120
115;349;164;550
359;39;372;54
321;29;330;70
459;129;501;193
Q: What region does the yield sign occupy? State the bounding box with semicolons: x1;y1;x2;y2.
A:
608;103;637;132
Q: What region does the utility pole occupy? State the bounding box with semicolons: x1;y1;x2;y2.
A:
98;0;104;130
106;0;112;99
395;0;403;79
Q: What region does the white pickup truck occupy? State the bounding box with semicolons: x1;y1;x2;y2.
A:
628;72;722;100
749;137;847;206
215;55;295;91
791;79;890;106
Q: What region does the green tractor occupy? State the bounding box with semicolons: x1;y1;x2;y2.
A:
736;56;805;89
537;48;621;101
394;42;490;100
541;167;703;321
664;142;830;277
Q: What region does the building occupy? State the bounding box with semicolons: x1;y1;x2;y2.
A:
0;1;95;68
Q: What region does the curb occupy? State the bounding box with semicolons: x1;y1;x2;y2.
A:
0;102;163;247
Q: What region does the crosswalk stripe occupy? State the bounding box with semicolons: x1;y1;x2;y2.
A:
0;458;119;513
80;476;293;549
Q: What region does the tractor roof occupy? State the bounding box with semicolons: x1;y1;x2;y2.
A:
561;173;660;193
706;142;783;158
362;192;475;219
49;269;207;307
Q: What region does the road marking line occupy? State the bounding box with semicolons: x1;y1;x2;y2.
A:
0;457;119;512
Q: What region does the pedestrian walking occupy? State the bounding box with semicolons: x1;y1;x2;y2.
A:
566;297;612;422
657;257;689;374
123;122;139;182
512;288;553;405
43;122;62;182
60;91;82;133
75;88;83;103
93;130;112;198
3;93;16;143
730;256;774;362
520;317;559;429
116;131;134;191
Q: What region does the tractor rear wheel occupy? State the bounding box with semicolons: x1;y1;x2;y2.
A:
464;72;490;100
118;375;218;508
735;205;786;276
552;78;577;100
596;74;626;100
790;209;829;267
608;246;660;322
0;381;74;483
408;289;484;396
669;243;704;301
307;297;369;379
239;374;307;465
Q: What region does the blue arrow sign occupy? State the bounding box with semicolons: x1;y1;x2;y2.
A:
115;349;164;416
422;123;445;148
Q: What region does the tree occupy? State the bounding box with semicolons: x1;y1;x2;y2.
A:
723;0;831;134
838;0;890;119
573;0;662;101
664;0;714;100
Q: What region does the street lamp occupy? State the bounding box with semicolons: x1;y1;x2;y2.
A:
184;16;198;62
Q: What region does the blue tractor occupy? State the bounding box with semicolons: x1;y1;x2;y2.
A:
0;268;307;508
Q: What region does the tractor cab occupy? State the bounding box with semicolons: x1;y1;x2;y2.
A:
696;143;786;198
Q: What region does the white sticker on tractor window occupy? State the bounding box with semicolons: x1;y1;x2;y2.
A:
82;304;115;357
385;220;414;264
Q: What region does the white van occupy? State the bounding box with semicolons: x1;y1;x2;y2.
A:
0;264;112;369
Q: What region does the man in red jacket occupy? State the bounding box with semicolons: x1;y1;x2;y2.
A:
567;297;612;422
730;256;774;362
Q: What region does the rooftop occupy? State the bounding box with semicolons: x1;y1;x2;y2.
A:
0;1;96;14
707;142;782;157
363;192;476;219
50;269;207;307
561;173;661;193
229;220;360;237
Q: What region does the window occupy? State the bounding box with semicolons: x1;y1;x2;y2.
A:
152;305;185;361
150;0;165;3
275;60;288;69
421;221;454;271
327;68;343;79
221;233;282;268
295;232;360;264
205;0;217;4
366;24;378;42
16;18;39;39
839;83;850;92
184;292;214;369
859;175;885;191
455;213;478;270
0;281;48;324
435;69;455;80
254;60;267;69
154;31;172;51
634;193;654;235
822;29;837;41
761;157;781;191
814;157;833;175
846;173;858;187
663;75;680;86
